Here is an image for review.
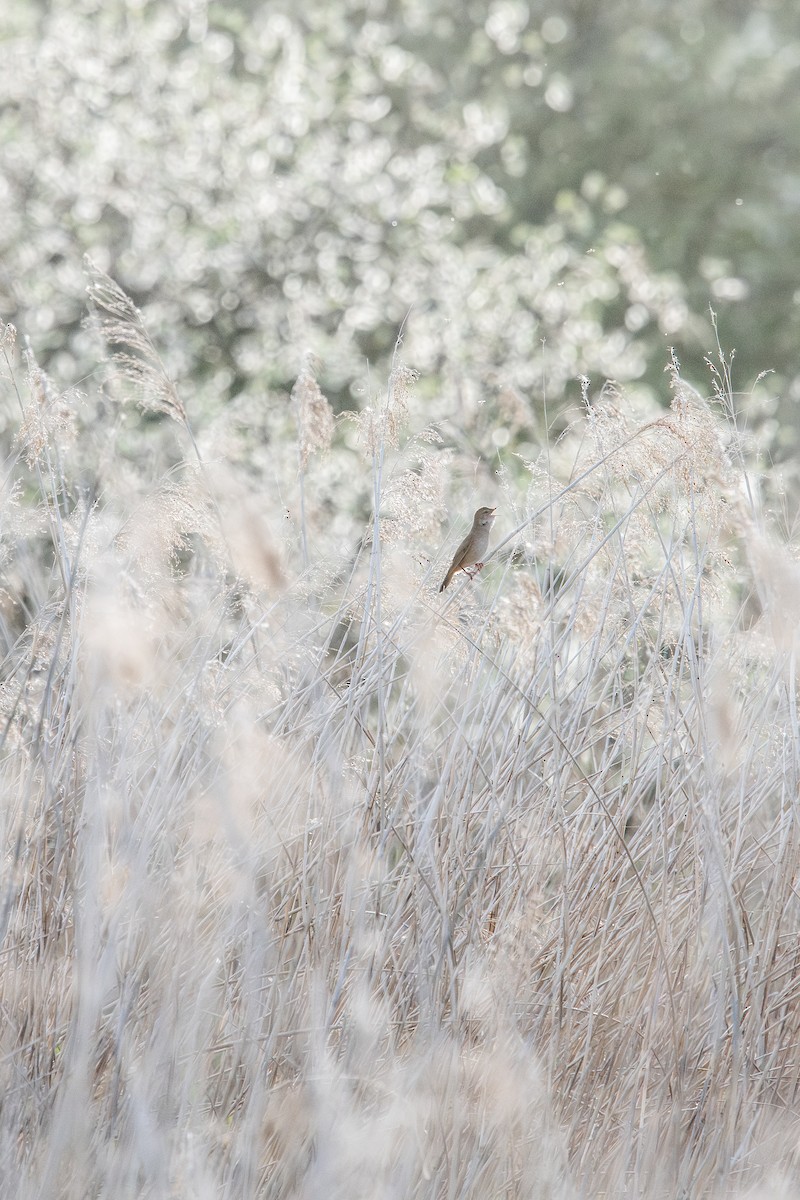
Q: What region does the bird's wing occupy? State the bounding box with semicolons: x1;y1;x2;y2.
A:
449;531;474;570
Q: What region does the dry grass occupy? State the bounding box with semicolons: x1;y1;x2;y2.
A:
1;300;800;1199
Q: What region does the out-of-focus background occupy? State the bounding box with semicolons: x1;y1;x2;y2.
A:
2;0;798;452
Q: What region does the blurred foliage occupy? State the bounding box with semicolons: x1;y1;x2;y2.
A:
0;0;797;454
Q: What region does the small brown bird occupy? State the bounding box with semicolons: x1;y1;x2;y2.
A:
439;506;496;592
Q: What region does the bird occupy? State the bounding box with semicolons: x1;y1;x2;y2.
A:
439;507;496;592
